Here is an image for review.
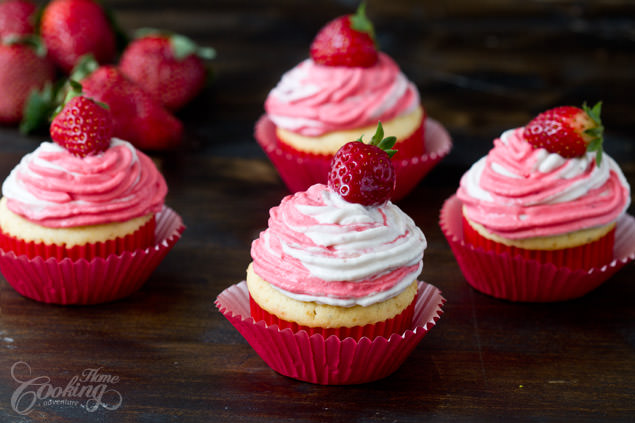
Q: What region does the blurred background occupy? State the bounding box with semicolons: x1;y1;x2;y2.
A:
2;0;634;175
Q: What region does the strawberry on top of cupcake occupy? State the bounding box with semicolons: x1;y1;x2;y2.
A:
0;81;166;250
248;123;426;339
257;3;431;200
456;102;630;269
265;3;422;152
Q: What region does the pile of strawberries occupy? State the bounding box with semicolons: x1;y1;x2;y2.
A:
0;0;214;150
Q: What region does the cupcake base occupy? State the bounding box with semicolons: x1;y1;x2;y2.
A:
0;206;185;305
0;215;156;261
462;214;615;270
440;195;635;302
255;115;452;201
216;281;445;385
249;293;416;341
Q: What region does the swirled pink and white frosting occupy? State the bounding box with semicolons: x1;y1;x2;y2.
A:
2;139;167;228
250;184;427;307
264;53;420;137
457;128;631;239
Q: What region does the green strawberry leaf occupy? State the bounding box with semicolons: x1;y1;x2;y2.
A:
377;136;397;151
170;34;199;60
170;33;216;61
582;100;604;165
595;149;603;167
586;138;602;152
365;121;399;158
350;2;376;43
51;80;83;118
370;121;384;146
583;101;603;126
4;34;47;57
20;83;55;134
70;54;100;82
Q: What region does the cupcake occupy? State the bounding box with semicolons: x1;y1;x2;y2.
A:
441;102;633;301
218;124;444;384
255;4;451;201
0;86;184;304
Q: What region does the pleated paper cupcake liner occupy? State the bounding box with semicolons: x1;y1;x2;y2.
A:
255;115;452;201
215;281;445;385
0;206;185;305
462;214;615;270
249;293;416;341
0;215;156;261
440;195;635;302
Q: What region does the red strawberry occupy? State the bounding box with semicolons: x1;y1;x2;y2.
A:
0;36;55;124
50;82;112;157
0;0;36;40
40;0;116;73
524;102;605;164
310;3;378;67
119;31;215;111
328;122;397;206
74;58;183;151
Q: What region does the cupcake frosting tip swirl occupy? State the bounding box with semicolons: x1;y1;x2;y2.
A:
2;138;167;228
264;53;420;137
458;127;631;239
251;184;427;307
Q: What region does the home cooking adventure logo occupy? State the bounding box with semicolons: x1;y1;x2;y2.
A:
10;361;123;415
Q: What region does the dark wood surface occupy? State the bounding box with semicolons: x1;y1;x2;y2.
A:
0;1;634;422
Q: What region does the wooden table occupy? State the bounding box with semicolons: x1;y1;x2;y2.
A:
0;1;633;422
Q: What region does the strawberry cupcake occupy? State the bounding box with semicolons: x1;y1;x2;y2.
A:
255;4;451;201
0;86;184;304
218;124;445;384
441;102;634;301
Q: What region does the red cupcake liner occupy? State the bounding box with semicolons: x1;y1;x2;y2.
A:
0;216;156;261
440;195;635;302
215;281;445;385
462;214;615;270
249;293;416;341
255;115;452;201
0;206;185;305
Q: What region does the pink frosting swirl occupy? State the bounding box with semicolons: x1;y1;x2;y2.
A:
457;128;631;239
2;139;167;227
264;53;420;136
251;184;426;306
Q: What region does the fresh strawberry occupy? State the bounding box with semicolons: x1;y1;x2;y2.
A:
40;0;116;73
310;3;378;67
50;81;112;157
328;122;397;206
0;36;55;124
524;102;604;164
119;31;215;111
73;57;182;151
0;0;36;41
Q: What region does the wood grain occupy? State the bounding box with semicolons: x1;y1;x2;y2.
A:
0;1;633;422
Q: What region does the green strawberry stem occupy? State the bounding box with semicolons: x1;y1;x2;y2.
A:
350;2;376;46
356;121;398;158
582;101;604;166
